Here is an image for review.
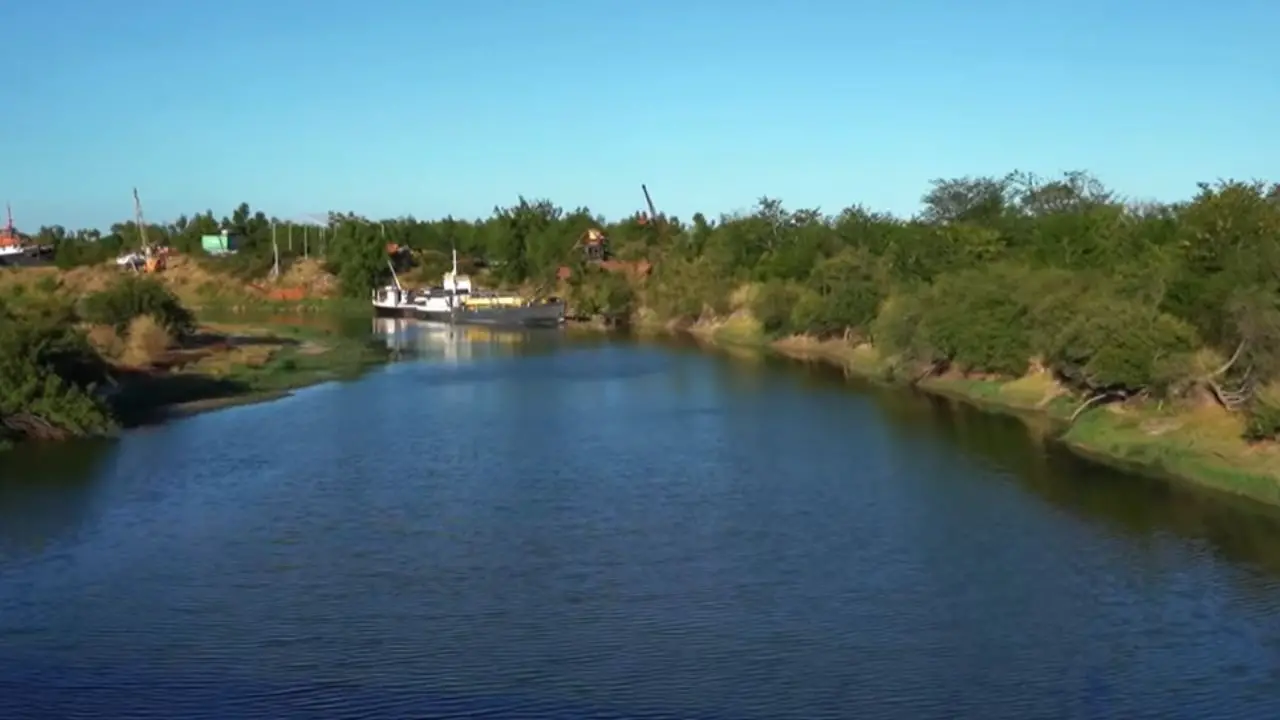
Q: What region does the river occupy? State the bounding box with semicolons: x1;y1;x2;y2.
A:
3;319;1280;719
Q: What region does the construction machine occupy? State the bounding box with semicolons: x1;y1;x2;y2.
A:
117;188;167;273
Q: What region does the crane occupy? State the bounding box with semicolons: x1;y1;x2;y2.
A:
132;188;168;273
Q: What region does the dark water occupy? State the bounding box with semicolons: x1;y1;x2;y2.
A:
4;319;1280;719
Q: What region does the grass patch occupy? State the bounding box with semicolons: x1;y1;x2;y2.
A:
108;321;390;425
1062;404;1280;504
693;312;765;347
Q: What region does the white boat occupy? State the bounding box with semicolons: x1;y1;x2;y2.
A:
371;250;565;327
0;241;52;266
0;205;53;266
371;284;421;318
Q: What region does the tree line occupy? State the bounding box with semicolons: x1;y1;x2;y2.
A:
21;170;1280;442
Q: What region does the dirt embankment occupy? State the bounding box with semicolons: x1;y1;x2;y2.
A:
0;254;338;307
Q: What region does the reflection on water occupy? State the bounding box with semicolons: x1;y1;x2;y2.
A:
372;318;562;363
0;439;117;565
781;355;1280;577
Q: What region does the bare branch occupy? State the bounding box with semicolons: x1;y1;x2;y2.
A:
1210;340;1247;378
1069;391;1126;423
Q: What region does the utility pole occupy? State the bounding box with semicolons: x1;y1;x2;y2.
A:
294;214;330;260
271;221;280;279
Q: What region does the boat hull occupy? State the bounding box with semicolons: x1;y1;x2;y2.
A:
372;304;421;319
417;302;565;328
0;248;54;267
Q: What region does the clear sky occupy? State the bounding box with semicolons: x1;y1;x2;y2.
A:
3;0;1277;230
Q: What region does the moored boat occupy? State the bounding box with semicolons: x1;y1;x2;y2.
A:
371;285;423;318
0;204;53;267
371;250;565;327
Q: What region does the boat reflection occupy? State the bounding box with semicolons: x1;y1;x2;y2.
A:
371;317;534;363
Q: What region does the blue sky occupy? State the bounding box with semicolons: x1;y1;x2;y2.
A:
3;0;1276;230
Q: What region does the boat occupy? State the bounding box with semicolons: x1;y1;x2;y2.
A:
0;204;53;267
371;283;423;318
371;250;565;327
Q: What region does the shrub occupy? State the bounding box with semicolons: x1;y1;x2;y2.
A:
751;281;799;336
871;291;932;360
0;307;114;440
1244;382;1280;441
1047;294;1199;394
81;276;194;336
919;266;1035;376
793;248;884;338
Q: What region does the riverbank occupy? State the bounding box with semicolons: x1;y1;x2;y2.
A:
105;320;390;427
1;312;389;453
619;311;1280;508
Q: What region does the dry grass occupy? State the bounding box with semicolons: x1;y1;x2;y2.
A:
1;254;341;309
276;258;337;297
1001;363;1067;408
727;284;756;311
1189;347;1229;376
85;324;126;360
686;310;764;346
772;336;886;376
155;254;230;302
120;315;175;368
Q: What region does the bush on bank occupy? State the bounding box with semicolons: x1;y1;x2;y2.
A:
1;277;200;444
0;296;115;444
80;276;195;337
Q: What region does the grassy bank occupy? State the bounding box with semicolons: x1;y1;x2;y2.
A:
107;321;390;426
1;273;388;450
658;311;1280;507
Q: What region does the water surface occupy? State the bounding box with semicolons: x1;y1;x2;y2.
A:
3;319;1280;719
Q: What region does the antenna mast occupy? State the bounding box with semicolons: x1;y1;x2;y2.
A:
133;188;150;253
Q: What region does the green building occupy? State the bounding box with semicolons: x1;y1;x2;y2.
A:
201;231;238;255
